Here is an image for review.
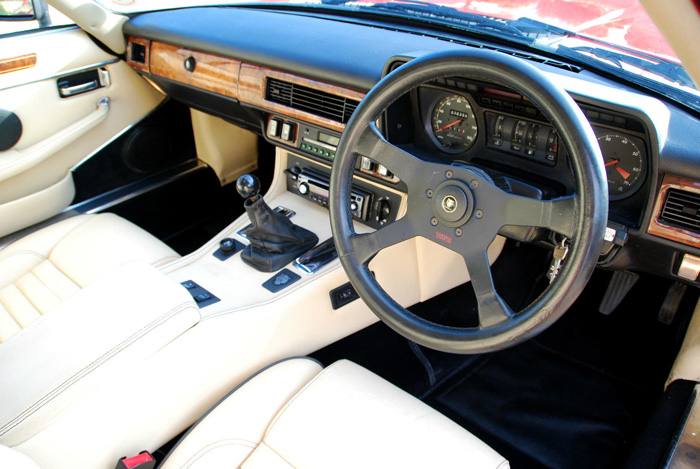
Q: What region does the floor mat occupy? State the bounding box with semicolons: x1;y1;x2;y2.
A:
424;340;648;468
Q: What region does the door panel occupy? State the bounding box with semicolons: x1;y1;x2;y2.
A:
0;26;165;237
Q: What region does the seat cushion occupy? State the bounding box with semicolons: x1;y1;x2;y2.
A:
161;358;510;469
0;213;180;343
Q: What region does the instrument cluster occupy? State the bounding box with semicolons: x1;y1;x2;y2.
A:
417;85;648;202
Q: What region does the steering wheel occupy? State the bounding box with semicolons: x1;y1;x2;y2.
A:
329;49;608;354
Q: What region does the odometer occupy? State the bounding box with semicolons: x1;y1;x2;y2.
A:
431;95;478;153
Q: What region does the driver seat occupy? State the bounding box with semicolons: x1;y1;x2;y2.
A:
159;358;509;469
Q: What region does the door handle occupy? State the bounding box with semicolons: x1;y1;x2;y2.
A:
58;80;99;97
56;67;110;98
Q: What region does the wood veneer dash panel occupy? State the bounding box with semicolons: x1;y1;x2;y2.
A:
238;63;366;133
126;36;150;73
0;53;37;75
150;42;240;100
648;174;700;247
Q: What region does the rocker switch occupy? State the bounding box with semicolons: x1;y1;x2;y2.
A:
267;118;283;138
281;122;296;142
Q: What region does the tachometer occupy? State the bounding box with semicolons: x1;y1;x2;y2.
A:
597;133;645;200
431;94;478;153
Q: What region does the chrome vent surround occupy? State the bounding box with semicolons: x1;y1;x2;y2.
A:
265;78;359;124
130;43;147;64
660;189;700;233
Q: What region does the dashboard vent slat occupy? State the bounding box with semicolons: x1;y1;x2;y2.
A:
130;43;147;64
266;78;360;124
660;189;700;232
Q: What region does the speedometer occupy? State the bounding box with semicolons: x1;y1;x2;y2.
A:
597;133;645;200
431;95;478;153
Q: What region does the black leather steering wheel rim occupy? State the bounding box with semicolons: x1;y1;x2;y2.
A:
329;49;608;354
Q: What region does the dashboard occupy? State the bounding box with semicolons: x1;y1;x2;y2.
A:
123;6;700;286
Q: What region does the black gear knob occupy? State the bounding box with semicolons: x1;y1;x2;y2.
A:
236;174;261;199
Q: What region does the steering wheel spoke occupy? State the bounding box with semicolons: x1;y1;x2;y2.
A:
349;216;414;265
463;246;513;328
354;122;425;185
500;193;577;238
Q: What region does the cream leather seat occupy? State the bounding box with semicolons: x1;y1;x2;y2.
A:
0;213;180;343
160;358;510;469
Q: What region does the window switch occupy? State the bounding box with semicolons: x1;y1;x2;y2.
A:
330;282;360;310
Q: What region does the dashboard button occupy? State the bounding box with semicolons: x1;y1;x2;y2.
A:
267;118;283;138
281;122;296;142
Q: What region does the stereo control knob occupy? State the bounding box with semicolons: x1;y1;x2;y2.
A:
298;182;309;195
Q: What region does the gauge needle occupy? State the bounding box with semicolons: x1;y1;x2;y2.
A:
605;159;620;167
437;119;462;131
616;167;631;180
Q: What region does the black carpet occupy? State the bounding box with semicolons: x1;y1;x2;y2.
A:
424;340;646;468
312;248;697;468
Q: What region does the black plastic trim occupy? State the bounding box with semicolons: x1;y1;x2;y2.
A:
0;109;22;151
623;380;697;469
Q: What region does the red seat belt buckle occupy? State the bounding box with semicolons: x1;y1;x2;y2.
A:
115;451;155;469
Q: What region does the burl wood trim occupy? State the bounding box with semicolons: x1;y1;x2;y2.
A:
648;174;700;247
126;36;150;73
0;53;37;75
239;63;366;133
150;42;240;100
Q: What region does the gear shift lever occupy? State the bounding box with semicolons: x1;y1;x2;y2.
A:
236;174;261;201
236;174;318;272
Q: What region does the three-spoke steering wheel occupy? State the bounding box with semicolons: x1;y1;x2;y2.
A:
329;49;608;354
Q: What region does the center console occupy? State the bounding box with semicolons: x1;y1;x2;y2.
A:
285;152;404;229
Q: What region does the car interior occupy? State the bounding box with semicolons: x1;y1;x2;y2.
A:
2;0;700;467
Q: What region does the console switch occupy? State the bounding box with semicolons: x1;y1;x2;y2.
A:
281;122;296;142
267;118;283;138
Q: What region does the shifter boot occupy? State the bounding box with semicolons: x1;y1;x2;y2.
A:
241;197;318;272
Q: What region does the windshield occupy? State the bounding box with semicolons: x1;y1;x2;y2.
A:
101;0;699;107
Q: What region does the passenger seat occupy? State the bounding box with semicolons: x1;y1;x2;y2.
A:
0;213;180;343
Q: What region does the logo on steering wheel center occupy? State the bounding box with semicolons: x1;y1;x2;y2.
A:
441;195;458;214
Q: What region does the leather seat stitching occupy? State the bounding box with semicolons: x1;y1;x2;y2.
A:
44;215;95;260
30;264;77;301
248;441;296;468
0;250;47;264
0;300;198;437
0;295;22;332
158;357;322;467
46;258;84;289
180;438;257;469
14;277;48;317
265;361;341;437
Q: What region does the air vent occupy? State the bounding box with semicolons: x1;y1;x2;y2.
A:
130;43;147;64
660;189;700;233
266;78;359;124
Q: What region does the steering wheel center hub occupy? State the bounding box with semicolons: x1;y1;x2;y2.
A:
432;180;474;227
